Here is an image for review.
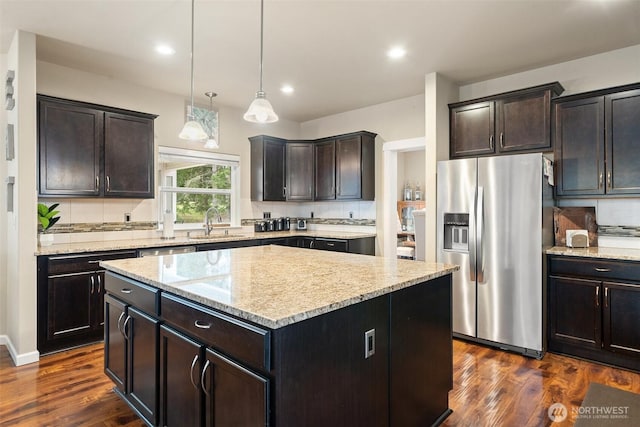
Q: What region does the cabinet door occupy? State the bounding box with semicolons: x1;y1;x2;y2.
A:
553;97;605;197
128;306;159;426
286;143;314;200
602;281;640;357
159;325;205;427
38;98;103;197
548;276;601;349
605;88;640;195
450;102;495;158
203;348;269;427
104;294;127;393
497;90;551;153
314;140;336;200
336;135;362;199
104;112;154;198
263;139;286;201
46;272;94;342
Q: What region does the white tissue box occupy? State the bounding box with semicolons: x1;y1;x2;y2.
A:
566;229;589;248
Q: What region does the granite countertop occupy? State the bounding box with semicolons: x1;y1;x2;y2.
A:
36;230;377;256
101;245;458;329
547;246;640;262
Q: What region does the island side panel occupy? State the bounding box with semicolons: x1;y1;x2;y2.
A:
390;274;453;426
271;294;390;427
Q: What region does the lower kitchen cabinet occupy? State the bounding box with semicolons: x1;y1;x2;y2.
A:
548;255;640;371
37;250;137;354
104;276;160;426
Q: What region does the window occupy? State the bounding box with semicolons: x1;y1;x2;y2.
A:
158;146;240;229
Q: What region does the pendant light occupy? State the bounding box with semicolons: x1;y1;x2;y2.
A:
204;91;219;149
179;0;208;140
244;0;279;123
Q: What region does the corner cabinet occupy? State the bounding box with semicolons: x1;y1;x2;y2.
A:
548;255;640;372
250;131;377;202
38;95;156;198
554;83;640;198
449;82;564;158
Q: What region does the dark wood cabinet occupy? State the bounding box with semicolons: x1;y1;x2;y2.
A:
450;101;495;157
37;95;156;198
554;83;640;198
314;140;336;200
450;82;563;158
250;135;287;201
548;276;601;349
250;131;376;202
336;132;376;200
203;348;269;427
38;98;103;197
104;112;155;197
548;255;640;371
286;142;314;201
159;325;204;427
602;281;640;358
37;250;137;354
104;273;161;426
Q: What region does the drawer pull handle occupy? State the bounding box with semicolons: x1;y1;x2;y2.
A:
327;243;335;247
122;315;131;340
201;359;211;396
117;311;125;335
189;354;200;390
194;320;212;329
604;287;609;308
120;288;132;294
595;286;599;307
88;260;100;264
594;268;611;272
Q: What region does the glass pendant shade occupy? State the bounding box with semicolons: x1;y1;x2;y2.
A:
244;91;279;123
204;137;219;149
179;120;208;141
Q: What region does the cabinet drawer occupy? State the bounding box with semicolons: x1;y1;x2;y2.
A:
313;238;348;252
549;256;640;282
48;251;137;275
161;293;270;372
104;272;160;315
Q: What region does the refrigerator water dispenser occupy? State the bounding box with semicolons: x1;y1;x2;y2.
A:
443;213;469;252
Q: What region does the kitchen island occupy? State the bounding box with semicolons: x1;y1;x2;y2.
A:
101;245;458;427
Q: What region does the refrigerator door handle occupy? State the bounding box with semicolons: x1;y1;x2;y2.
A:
469;189;477;282
476;186;485;283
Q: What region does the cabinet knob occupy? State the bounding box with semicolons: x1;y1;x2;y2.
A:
194;320;212;329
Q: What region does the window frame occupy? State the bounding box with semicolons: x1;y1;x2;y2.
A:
158;146;240;230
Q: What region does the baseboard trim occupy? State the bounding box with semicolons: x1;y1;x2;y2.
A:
0;335;40;366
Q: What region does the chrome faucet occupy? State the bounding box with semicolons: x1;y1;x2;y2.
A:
204;206;223;236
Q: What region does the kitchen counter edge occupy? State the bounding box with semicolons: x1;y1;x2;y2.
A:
547;246;640;262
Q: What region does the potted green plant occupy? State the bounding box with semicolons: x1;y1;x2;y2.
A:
38;202;60;246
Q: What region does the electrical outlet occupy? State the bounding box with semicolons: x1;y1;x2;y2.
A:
364;329;375;358
124;212;131;222
349;211;354;219
310;211;314;218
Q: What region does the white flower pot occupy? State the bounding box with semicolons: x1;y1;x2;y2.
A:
39;233;54;247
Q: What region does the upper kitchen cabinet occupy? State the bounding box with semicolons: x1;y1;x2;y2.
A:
38;95;156;198
554;83;640;198
250;135;287;201
250;131;377;202
314;139;336;200
335;132;376;200
449;82;564;159
286;142;314;201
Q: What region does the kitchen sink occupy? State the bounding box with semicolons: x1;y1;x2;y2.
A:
188;234;246;241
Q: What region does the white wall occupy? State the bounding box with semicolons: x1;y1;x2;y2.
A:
457;43;640;249
4;31;39;365
0;52;7;340
36;60;301;243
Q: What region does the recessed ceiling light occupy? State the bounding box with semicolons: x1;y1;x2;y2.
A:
387;46;406;60
281;85;294;94
155;44;175;56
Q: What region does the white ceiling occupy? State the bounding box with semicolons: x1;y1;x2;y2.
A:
1;0;639;122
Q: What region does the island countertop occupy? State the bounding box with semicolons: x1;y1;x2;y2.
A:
101;245;458;329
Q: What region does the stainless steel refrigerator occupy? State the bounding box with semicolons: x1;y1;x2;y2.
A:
436;153;553;358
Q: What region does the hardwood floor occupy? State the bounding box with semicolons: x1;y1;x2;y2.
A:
1;339;639;426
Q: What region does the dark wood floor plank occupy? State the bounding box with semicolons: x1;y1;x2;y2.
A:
1;339;639;426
